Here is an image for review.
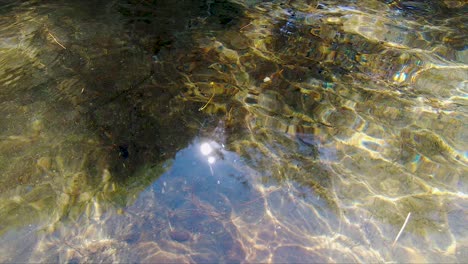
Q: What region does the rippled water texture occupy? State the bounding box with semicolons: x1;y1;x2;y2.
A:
0;0;467;263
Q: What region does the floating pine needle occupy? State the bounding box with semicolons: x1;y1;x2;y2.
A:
48;32;66;49
392;212;411;247
239;22;252;31
198;82;216;111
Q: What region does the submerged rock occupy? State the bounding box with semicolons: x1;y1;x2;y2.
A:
169;230;191;242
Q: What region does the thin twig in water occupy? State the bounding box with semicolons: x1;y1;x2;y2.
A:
239;22;252;31
198;83;216;111
392;212;411;247
48;32;66;49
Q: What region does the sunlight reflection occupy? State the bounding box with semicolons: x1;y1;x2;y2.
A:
199;141;223;166
200;142;213;156
207;156;216;164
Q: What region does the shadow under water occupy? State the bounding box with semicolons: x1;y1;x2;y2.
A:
0;0;219;236
0;0;467;263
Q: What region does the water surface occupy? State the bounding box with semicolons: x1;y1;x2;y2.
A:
0;0;467;262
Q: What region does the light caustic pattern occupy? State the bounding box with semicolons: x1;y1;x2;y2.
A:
20;141;382;263
0;0;467;263
169;1;467;262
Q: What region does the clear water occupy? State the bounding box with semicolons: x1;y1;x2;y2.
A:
0;0;466;262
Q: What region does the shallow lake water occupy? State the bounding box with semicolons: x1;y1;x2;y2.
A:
0;0;466;263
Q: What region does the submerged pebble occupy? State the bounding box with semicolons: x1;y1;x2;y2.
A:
326;17;342;24
169;230;191;242
36;157;52;171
